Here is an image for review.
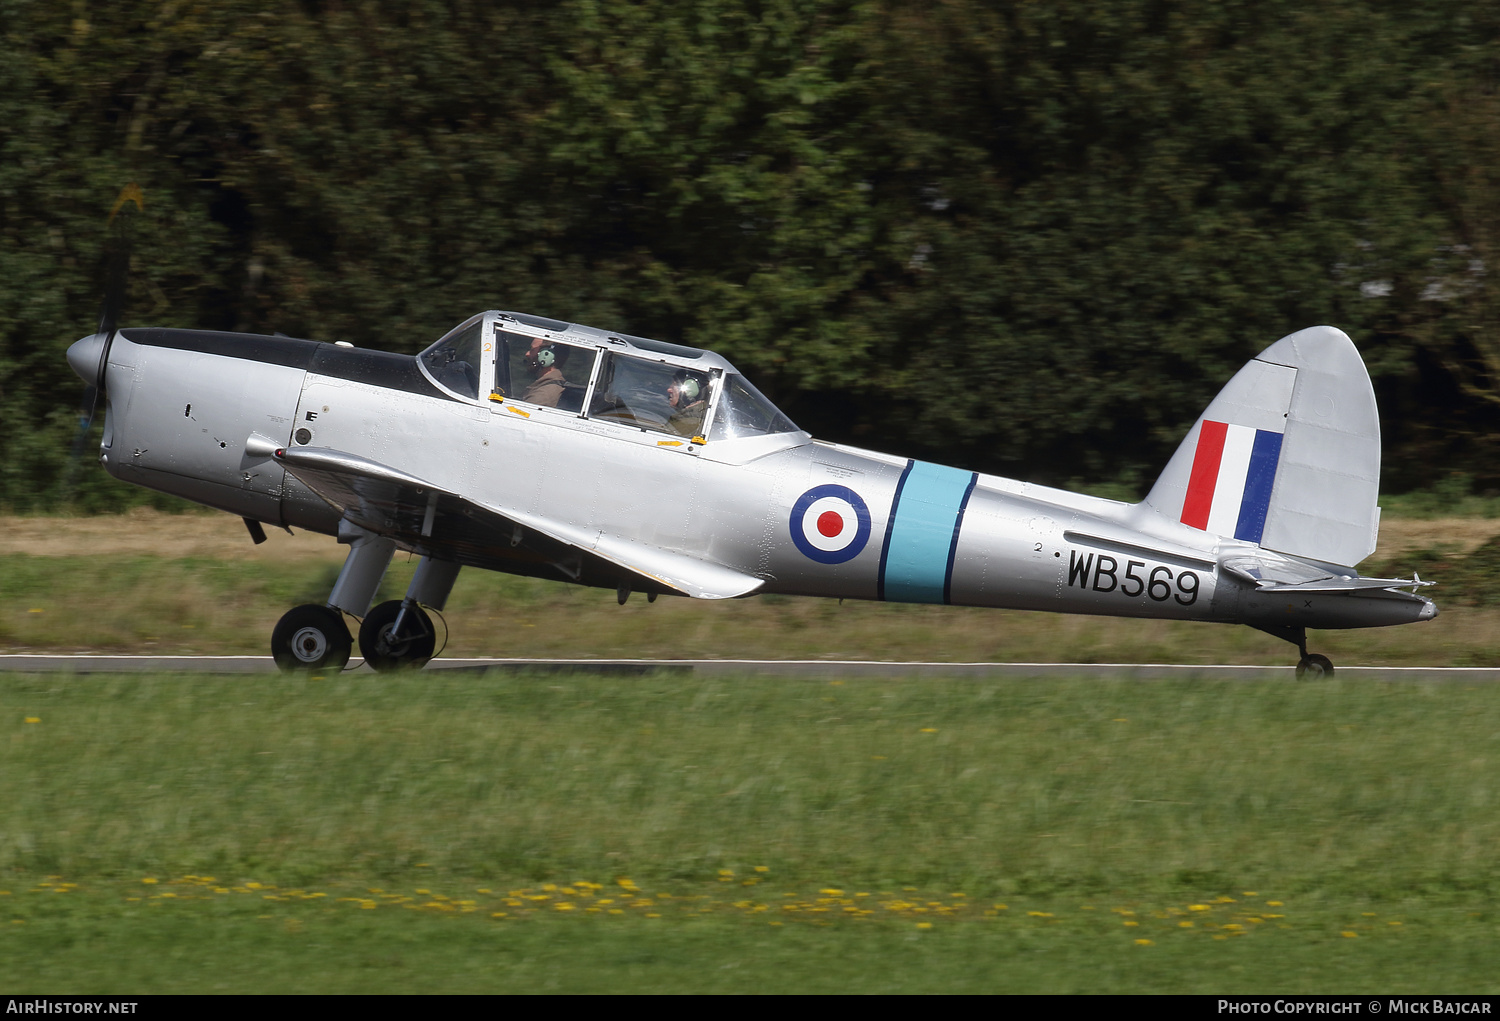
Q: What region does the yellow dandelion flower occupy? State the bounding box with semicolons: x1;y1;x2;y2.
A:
1341;931;1358;938
1389;921;1402;926
754;866;769;873
920;727;937;733
1134;939;1153;946
1189;904;1210;912
1243;891;1258;896
141;878;157;885
1179;921;1194;928
1124;921;1139;927
24;717;40;724
1266;900;1283;907
916;922;932;929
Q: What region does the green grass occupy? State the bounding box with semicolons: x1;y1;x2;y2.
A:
2;671;1498;991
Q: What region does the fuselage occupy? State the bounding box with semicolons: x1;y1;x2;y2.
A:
69;318;1436;635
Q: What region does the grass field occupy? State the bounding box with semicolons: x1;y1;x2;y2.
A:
2;670;1498;992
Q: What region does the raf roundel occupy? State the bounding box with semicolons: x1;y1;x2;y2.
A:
789;485;872;564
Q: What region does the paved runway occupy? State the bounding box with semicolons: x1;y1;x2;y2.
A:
0;654;1496;681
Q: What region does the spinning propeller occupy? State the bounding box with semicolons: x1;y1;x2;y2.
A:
68;184;143;451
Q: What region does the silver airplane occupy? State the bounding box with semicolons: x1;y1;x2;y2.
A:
66;312;1435;676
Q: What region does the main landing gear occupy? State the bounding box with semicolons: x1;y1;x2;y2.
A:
1254;624;1335;679
269;521;459;674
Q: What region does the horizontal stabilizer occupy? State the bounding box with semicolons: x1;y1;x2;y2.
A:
1220;554;1433;594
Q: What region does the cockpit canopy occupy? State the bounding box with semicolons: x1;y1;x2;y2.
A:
417;311;799;443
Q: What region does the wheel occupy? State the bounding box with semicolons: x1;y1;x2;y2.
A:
271;604;352;673
1296;653;1334;680
358;600;436;672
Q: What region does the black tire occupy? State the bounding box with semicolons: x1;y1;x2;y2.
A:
271;604;352;673
358;600;436;672
1295;653;1334;680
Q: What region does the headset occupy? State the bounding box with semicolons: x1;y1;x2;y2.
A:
671;371;701;403
526;341;566;370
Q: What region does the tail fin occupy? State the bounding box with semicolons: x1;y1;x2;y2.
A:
1144;326;1380;568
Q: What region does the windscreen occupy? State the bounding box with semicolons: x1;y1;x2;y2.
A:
419;319;485;399
709;374;798;441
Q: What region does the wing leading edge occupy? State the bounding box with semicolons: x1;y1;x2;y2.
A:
267;443;763;600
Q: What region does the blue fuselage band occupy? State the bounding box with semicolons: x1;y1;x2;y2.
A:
879;460;978;604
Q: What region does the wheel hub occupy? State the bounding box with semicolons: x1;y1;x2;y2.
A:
376;625;411;658
292;626;329;663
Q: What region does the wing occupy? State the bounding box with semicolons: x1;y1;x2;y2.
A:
268;444;763;599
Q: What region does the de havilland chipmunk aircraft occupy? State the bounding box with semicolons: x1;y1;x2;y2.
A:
66;306;1436;676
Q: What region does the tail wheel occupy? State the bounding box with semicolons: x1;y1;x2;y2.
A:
1296;653;1334;680
358;600;436;672
272;604;352;673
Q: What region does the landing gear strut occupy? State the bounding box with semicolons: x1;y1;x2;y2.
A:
1253;624;1335;679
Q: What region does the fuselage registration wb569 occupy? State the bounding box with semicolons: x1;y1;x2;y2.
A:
67;311;1436;676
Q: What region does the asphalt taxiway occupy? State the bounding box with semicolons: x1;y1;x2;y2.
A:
0;655;1496;681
